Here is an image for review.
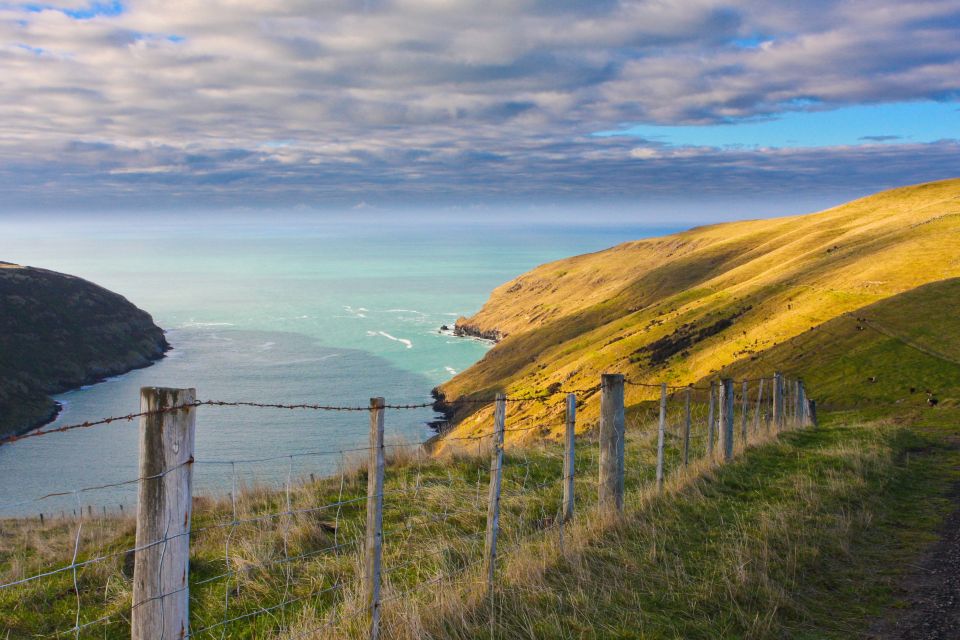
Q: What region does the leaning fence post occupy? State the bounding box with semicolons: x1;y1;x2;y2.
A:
773;372;783;430
484;394;507;590
598;374;625;513
365;397;386;640
683;388;691;467
721;379;735;461
562;393;576;523
656;383;667;491
707;381;716;458
740;380;749;444
132;387;196;640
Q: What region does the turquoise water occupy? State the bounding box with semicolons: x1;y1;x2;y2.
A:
0;214;671;516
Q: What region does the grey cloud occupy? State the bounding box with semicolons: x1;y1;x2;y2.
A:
0;0;958;210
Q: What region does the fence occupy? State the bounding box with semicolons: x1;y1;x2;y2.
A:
0;372;814;639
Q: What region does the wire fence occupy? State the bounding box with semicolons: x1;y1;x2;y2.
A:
0;373;812;639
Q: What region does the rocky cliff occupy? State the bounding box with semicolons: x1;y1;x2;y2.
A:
0;262;169;440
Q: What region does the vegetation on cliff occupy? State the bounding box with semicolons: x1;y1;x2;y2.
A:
436;178;960;445
0;262;169;439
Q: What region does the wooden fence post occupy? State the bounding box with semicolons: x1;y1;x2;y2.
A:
809;399;818;428
707;381;716;458
598;374;625;513
798;380;807;426
562;393;576;523
365;397;385;640
484;394;507;590
740;380;749;444
683;388;691;467
773;372;783;430
753;378;765;433
721;379;735;461
656;383;667;491
132;387;196;640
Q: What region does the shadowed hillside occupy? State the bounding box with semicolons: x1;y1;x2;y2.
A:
713;278;960;414
0;263;169;439
435;178;960;446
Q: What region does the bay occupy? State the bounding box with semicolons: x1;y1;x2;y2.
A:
0;213;674;516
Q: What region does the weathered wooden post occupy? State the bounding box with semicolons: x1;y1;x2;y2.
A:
683;388;691;467
365;397;386;640
721;379;735;461
740;380;749;443
773;372;783;431
753;378;765;433
132;387;196;640
798;380;807;426
598;374;625;513
656;383;667;491
484;394;507;590
562;393;576;523
809;399;818;428
707;381;716;458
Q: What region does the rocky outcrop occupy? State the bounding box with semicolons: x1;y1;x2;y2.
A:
0;263;170;440
453;318;504;342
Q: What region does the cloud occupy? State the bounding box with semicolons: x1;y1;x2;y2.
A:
0;0;958;210
859;135;902;142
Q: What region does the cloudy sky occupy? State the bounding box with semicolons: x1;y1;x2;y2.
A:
2;0;959;215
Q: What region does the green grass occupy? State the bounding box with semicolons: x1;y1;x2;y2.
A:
418;420;960;639
4;397;958;639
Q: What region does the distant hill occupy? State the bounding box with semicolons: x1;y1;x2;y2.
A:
434;178;960;445
0;263;169;439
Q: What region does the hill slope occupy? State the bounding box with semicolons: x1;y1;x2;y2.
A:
0;263;169;439
714;277;960;413
435;178;960;444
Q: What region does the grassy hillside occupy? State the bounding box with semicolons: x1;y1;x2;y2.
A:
714;277;960;416
435;178;960;446
4;405;957;639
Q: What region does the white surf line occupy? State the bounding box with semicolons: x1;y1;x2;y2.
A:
181;321;236;328
377;331;413;348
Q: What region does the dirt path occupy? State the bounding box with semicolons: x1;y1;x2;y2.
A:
868;480;960;640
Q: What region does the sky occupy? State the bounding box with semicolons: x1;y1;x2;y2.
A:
1;0;960;217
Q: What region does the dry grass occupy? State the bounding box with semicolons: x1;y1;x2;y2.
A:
2;405;955;639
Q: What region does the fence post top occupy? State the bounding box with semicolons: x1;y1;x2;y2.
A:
139;387;196;409
140;386;196;397
369;397;385;408
601;373;625;384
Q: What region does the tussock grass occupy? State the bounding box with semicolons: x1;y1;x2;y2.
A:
2;412;957;639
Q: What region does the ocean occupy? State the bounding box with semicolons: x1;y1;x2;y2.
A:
0;213;672;516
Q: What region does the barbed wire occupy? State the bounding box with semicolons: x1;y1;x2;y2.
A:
0;372;814;640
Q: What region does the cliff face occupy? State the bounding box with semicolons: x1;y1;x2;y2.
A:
0;263;170;439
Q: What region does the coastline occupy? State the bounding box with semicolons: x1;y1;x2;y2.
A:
1;343;171;443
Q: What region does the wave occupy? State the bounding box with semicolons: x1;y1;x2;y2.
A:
343;306;367;318
385;309;425;314
445;366;457;375
181;321;236;328
377;331;413;349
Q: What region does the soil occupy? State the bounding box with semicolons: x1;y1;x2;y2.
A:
868;479;960;639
